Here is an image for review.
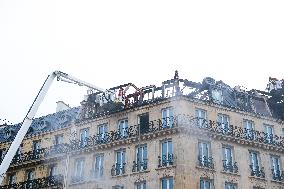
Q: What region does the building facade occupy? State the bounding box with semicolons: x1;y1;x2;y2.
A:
1;72;284;189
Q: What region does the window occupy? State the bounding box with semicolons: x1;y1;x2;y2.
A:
271;155;281;179
135;181;146;189
243;120;254;140
161;177;173;189
97;124;108;142
200;178;212;189
0;148;5;161
222;146;235;172
54;134;64;145
8;173;16;185
14;145;22;161
217;114;230;134
223;146;233;164
33;140;41;151
115;149;126;175
32;141;41;158
74;158;85;181
80;128;89;147
264;124;274;144
282;128;284;138
250;151;260;170
160;140;173;167
135;145;148;171
138;113;149;134
93;154;104;178
26;170;34;188
198;141;213;168
212;89;223;103
225;182;236;189
162;107;174;128
118;119;128;138
49;164;57;177
249;151;264;178
195;109;207;128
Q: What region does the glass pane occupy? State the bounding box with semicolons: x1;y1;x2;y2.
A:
169;177;173;189
168;141;173;154
162;142;167;156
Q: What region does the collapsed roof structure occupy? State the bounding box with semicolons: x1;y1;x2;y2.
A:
80;71;284;121
1;72;284;143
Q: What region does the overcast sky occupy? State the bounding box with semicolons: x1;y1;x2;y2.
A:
0;0;284;124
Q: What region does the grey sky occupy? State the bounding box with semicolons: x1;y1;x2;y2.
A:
0;0;284;124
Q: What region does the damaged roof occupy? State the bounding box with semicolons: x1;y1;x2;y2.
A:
0;107;80;143
1;72;283;144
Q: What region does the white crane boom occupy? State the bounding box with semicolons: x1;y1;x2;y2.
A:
0;71;105;184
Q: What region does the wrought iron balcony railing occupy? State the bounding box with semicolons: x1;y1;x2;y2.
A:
198;155;214;169
41;115;284;159
132;159;148;172
222;160;238;173
44;144;68;157
271;169;284;182
158;153;174;168
10;149;45;166
111;163;126;176
0;175;64;189
249;165;265;178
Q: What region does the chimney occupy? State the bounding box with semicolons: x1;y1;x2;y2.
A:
56;101;70;112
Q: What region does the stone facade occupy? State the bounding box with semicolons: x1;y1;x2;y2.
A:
1;96;284;189
1;72;284;189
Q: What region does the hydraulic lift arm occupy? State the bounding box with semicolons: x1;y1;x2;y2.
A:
0;71;105;184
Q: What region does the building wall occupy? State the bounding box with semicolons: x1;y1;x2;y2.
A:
1;97;284;189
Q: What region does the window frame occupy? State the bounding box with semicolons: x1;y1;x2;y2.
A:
195;108;207;128
161;107;174;128
93;154;104;178
161;176;174;189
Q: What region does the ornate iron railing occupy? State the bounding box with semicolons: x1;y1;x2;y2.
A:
111;163;126;176
222;160;238;173
10;149;45;165
132;159;148;172
0;175;63;189
271;169;284;182
184;116;284;148
249;165;265;178
158;154;174;168
42;115;284;158
198;155;214;169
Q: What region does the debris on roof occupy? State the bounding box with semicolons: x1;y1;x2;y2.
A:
1;72;284;143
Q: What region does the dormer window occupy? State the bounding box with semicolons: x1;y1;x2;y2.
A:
212;89;223;104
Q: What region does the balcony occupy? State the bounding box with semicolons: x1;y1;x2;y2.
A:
249;165;265;178
271;169;284;182
198;155;214;169
264;134;274;145
0;175;64;189
111;163;126;176
132;160;148;172
222;161;238;173
10;149;45;166
158;154;174;168
44;144;68;157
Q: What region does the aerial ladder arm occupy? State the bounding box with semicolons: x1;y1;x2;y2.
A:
0;71;105;184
